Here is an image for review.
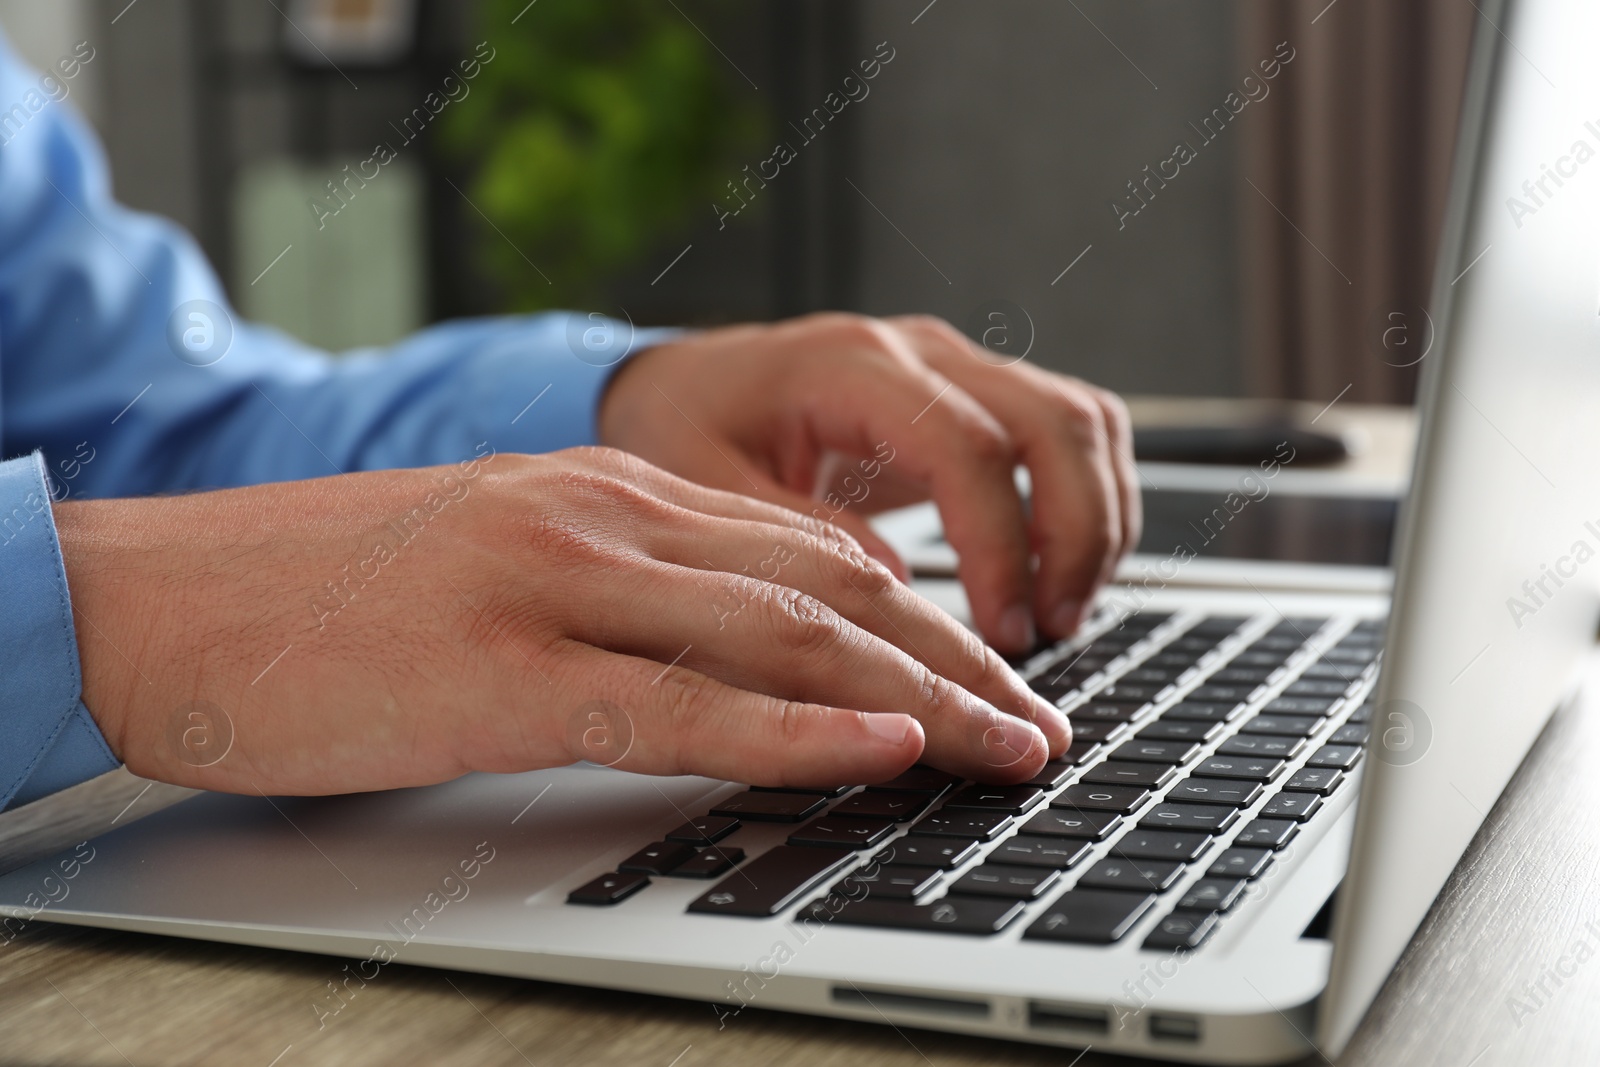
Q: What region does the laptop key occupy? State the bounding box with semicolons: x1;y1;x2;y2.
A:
866;766;961;795
1207;847;1274;880
666;815;740;844
1138;719;1222;743
1330;724;1371;745
1241;714;1322;738
670;846;746;878
1078;858;1185;893
752;784;852;797
1063;740;1103;765
1139;803;1241;835
1082;761;1179;789
1120;667;1184;686
1165;777;1264;807
951;863;1063;900
619;841;697;875
873;836;978;870
1025;889;1156;943
1307;744;1363;770
912;809;1013;841
1230;650;1290;668
1195;756;1284;782
1053;783;1149;814
989;835;1094;869
711;790;829;822
1348;702;1374;724
1067;720;1122;743
1217;735;1306;759
1177;877;1250;912
834;864;940;901
687;845;854;916
1162;702;1242;724
1188;685;1253;704
1110;739;1200;765
1283;767;1344;795
831;792;931;822
1022;809;1121;841
1025;760;1078;789
1233;819;1299;850
1259;793;1323;822
1209;667;1276;686
1286;679;1351;698
1264;696;1337;716
789;816;898;849
805;894;1025;934
1188;616;1250;636
568;871;651;906
1111;829;1212;863
1302;661;1358;680
1142;910;1220;952
1096;683;1162;703
943;785;1046;814
1073;702;1144;723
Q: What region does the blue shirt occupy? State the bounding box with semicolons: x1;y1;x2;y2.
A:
0;33;670;809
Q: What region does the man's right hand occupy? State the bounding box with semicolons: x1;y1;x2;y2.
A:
57;447;1069;797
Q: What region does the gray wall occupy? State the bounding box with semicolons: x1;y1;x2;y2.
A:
853;0;1244;395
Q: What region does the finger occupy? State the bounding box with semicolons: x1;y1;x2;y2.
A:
562;559;1051;782
552;645;926;787
890;318;1126;637
743;477;911;583
1016;375;1123;635
566;446;908;581
774;327;1036;653
652;517;1069;755
1090;386;1143;559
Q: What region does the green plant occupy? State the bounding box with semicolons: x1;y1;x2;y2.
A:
441;0;764;310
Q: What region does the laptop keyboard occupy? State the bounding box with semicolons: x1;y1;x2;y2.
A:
566;608;1383;954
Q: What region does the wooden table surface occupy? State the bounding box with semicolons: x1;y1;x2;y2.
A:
3;650;1599;1067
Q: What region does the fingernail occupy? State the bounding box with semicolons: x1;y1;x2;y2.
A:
998;604;1036;651
864;713;913;746
1050;600;1084;637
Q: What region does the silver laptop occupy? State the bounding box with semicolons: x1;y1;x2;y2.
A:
4;0;1598;1060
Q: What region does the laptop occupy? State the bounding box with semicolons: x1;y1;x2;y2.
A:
4;0;1598;1060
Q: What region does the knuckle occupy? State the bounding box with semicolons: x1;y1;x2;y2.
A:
922;669;965;717
656;668;720;747
764;586;846;660
958;414;1016;467
522;512;612;569
773;700;817;750
835;544;897;600
565;444;632;473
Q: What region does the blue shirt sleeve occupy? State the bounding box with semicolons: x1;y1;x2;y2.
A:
0;32;677;808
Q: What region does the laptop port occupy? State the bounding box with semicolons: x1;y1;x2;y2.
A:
1149;1013;1201;1043
1027;1002;1109;1034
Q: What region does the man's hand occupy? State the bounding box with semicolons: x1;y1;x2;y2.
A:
60;447;1069;796
600;313;1141;654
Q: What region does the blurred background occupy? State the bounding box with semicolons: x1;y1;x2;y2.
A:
0;0;1475;408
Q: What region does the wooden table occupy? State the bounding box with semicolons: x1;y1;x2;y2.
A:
4;651;1598;1067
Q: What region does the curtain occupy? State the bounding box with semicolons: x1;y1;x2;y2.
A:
1236;0;1477;403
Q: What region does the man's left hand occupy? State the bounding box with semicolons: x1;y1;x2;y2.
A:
600;313;1141;654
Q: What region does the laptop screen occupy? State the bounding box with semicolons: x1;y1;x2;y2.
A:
1321;0;1600;1049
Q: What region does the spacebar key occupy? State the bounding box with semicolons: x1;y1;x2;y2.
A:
805;895;1026;934
688;845;855;917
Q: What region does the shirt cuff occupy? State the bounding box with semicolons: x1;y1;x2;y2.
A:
466;316;685;456
0;453;119;810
